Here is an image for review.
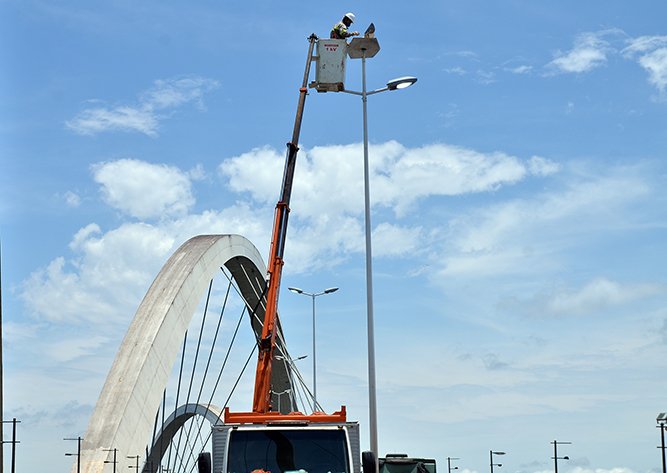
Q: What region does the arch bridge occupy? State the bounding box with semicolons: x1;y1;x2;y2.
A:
74;234;311;473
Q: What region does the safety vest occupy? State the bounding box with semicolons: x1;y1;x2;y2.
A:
330;21;349;39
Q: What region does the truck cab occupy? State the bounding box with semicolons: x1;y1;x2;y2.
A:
213;421;361;473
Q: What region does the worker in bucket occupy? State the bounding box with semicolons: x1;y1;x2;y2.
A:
330;12;359;39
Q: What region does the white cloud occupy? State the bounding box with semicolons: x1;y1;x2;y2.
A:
93;158;195;219
23;142;554;328
63;190;82;207
528;155;560;176
545;278;666;316
444;67;467;75
508;65;532;74
21;223;175;324
623;35;667;94
220;141;554;219
436;167;650;279
46;335;111;363
518;278;667;317
371;223;423;258
66;105;159;136
547;31;614;74
569;468;636;473
66;76;219;136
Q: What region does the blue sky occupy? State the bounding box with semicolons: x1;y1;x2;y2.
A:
2;1;667;472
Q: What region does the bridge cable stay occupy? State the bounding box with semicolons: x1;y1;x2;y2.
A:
170;279;214;473
166;329;188;470
166;274;263;473
175;276;235;467
174;276;234;470
145;259;311;472
185;344;258;473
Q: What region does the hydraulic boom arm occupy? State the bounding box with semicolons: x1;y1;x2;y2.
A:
251;34;318;413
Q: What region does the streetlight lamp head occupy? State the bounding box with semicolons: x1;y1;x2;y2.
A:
563;456;569;460
288;287;303;294
658;412;667;422
324;287;339;294
493;452;506;456
387;76;418;90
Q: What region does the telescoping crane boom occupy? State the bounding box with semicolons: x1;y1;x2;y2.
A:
249;33;318;415
223;35;345;424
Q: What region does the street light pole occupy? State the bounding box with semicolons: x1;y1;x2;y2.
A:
64;436;83;473
447;457;460;473
127;455;140;472
2;418;20;473
343;36;417;459
288;286;339;409
104;448;118;473
490;450;505;473
550;440;571;473
658;413;667;473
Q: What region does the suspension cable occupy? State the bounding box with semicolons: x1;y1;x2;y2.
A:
166;329;188;470
172;278;214;473
187;343;258;473
174;275;234;472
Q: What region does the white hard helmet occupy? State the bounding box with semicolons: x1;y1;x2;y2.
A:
344;12;355;23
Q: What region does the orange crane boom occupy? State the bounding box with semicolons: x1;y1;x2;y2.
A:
251;34;319;414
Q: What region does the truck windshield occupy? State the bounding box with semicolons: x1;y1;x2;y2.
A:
227;429;350;473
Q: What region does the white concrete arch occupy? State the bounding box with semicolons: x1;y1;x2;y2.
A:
75;234;293;473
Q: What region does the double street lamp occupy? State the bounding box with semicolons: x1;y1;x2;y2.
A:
341;35;417;458
64;436;83;473
447;456;460;473
288;286;339;409
490;450;505;473
551;440;571;473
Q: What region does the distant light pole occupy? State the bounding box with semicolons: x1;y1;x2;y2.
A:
490;450;505;473
104;448;118;473
127;454;140;472
342;35;417;458
2;418;20;473
658;413;667;473
64;436;83;473
288;286;339;409
551;440;571;473
447;456;460;473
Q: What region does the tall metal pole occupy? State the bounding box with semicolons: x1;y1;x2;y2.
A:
311;293;317;408
447;457;459;473
660;421;666;473
551;440;571;473
553;441;558;473
0;244;4;473
77;437;81;473
361;47;378;460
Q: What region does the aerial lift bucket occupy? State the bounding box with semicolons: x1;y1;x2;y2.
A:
311;38;348;92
